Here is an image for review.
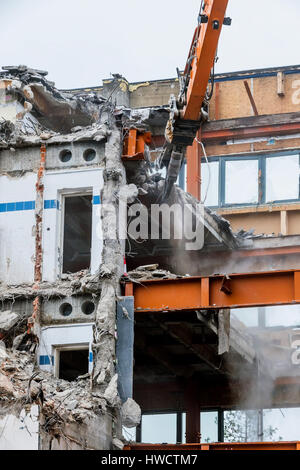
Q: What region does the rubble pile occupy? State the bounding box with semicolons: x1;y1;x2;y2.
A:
126;264;183;281
0;347;114;433
0;65;114;149
0;270;103;302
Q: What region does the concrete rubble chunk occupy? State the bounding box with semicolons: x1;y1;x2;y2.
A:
66;399;78;411
103;374;119;407
136;264;159;271
0;341;7;361
0;311;19;332
112;437;124;450
0;372;14;396
121;398;141;428
127;265;178;281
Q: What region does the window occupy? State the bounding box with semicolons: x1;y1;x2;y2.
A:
265;304;300;328
201;152;300;208
266;154;299;202
62;194;92;273
232;307;259;328
55;345;89;381
141;413;177;444
201;161;219;206
200;411;218;443
225;159;259;205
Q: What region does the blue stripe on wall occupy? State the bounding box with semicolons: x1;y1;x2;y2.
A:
0;200;60;212
39;355;54;365
44;199;60;209
0;201;35;212
89;352;93;362
93;195;100;205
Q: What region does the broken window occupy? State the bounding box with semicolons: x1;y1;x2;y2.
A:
62;194;92;273
266;154;299;202
57;347;89;381
201;160;219;206
225;159;259;205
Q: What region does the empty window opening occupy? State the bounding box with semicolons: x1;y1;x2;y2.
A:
81;300;95;315
58;348;89;381
59;302;73;317
62;194;92;273
59;149;72;162
83;148;96;162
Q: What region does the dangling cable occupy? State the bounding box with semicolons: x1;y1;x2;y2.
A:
195;136;210;204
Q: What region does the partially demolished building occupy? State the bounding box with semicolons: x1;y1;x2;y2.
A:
1;64;300;449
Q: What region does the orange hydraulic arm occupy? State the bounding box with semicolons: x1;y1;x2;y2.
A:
181;0;229;122
168;0;230;147
161;0;230;198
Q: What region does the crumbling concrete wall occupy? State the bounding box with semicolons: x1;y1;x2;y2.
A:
0;67;134;450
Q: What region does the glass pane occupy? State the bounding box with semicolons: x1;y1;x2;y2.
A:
266;155;299;202
141;413;177;444
224;410;262;442
265;304;300;327
182;413;186;443
225;160;258;205
263;408;300;441
201;411;218;443
232;307;259;328
201;161;219;206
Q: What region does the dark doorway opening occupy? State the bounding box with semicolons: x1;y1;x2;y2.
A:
62;194;92;273
58;348;89;381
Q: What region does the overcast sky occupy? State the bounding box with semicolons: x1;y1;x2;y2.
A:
1;0;300;89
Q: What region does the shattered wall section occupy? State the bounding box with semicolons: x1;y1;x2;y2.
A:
92;111;126;396
0;66;133;450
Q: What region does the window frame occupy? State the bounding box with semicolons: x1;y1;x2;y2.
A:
53;342;89;379
59;188;93;276
201;149;300;208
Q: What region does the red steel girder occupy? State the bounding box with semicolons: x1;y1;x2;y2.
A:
124;441;300;451
125;269;300;312
201;121;300;143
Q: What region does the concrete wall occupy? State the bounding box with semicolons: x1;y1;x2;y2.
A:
39;323;94;373
0;172;36;283
41;295;97;325
0;142;105;284
39;414;113;450
0;406;39;450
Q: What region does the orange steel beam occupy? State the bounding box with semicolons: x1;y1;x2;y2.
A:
127;269;300;312
201;121;300;143
182;0;229;121
124;441;300;451
122;129;152;160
